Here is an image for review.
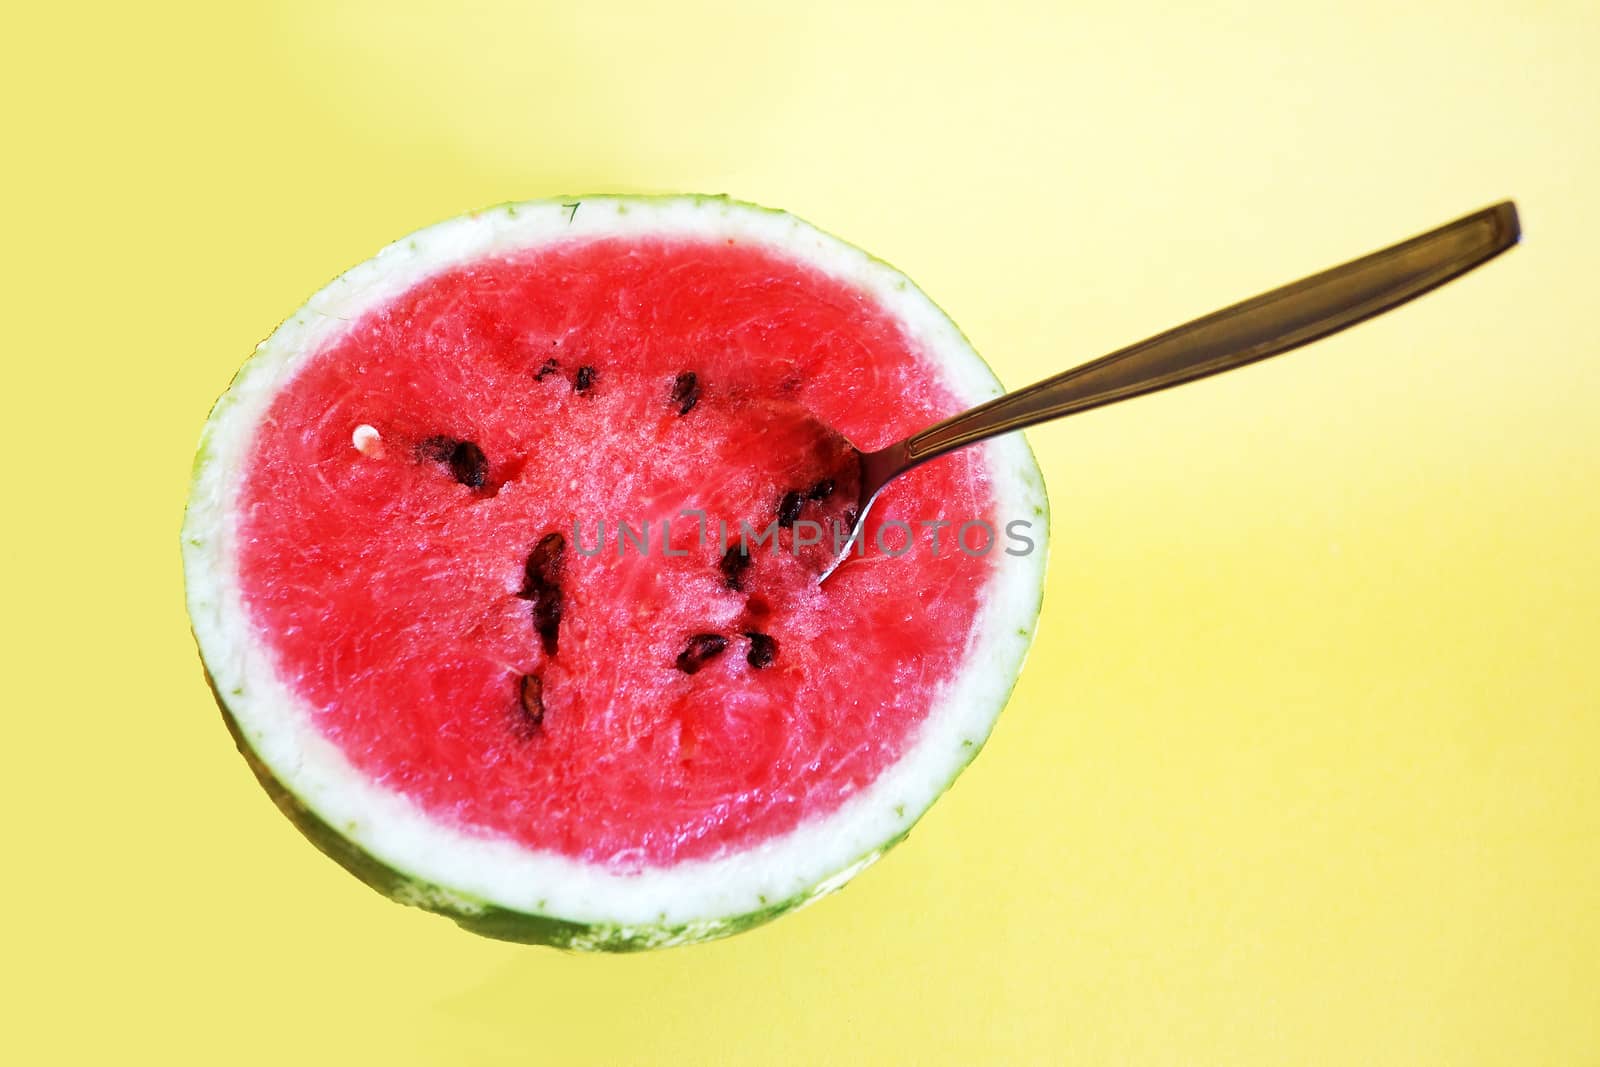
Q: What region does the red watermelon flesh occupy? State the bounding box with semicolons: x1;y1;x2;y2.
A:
237;235;999;870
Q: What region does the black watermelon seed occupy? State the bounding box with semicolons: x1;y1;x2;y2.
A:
448;441;489;488
532;598;562;657
719;545;752;590
518;674;546;728
807;478;835;501
519;532;566;656
777;490;804;528
670;371;700;415
675;633;728;675
419;436;490;489
522;531;566;591
574;365;596;393
535;357;562;381
744;632;777;669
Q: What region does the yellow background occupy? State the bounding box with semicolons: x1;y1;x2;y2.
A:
5;1;1598;1063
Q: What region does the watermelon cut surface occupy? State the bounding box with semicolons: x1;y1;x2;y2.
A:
183;196;1048;949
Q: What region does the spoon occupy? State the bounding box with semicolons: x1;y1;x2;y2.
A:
816;200;1521;582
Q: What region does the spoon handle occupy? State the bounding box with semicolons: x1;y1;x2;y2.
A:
896;201;1520;469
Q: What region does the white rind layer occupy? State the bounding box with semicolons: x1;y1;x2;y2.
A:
182;195;1049;941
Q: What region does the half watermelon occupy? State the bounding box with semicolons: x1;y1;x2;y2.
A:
182;195;1049;949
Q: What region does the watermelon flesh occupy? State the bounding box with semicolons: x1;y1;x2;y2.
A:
241;236;993;868
185;197;1048;948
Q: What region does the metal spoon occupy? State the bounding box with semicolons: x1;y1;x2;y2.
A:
816;200;1521;582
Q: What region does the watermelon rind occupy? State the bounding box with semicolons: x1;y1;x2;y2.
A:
182;194;1050;950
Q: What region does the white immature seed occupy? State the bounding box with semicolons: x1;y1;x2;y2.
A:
352;424;385;458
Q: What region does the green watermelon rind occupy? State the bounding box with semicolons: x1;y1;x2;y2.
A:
182;194;1049;951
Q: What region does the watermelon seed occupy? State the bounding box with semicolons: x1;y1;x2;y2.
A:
351;423;385;458
574;365;597;393
719;545;751;590
449;442;489;488
675;633;728;674
419;435;490;490
518;532;566;656
533;603;561;655
806;478;835;501
670;371;700;415
523;532;566;587
518;674;546;728
777;490;803;528
534;357;561;381
743;631;777;669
